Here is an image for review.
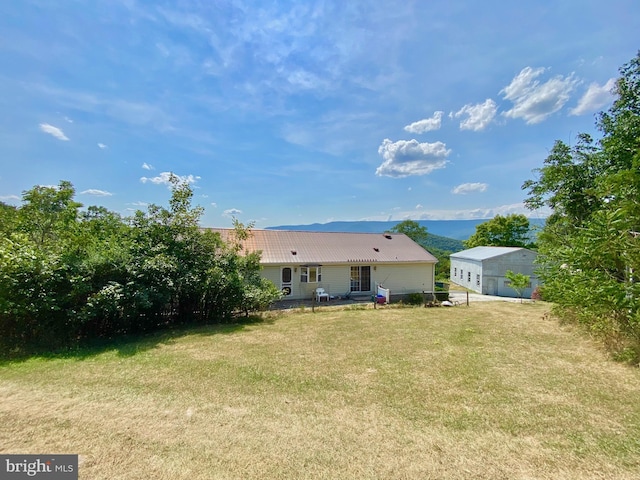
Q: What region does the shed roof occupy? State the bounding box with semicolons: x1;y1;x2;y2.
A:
450;246;536;261
208;229;438;265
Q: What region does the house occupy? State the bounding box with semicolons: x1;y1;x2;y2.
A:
449;246;539;298
211;229;438;301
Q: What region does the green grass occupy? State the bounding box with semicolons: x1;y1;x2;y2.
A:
2;302;640;479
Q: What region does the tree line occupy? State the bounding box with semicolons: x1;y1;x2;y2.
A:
523;52;640;362
0;176;281;356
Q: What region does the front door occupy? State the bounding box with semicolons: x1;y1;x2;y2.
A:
281;267;292;296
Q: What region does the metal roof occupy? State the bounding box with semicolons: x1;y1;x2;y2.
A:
208;229;438;265
450;246;535;261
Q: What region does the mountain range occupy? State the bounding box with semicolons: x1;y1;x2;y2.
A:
267;219;546;242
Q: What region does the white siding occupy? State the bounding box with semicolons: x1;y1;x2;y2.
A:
261;266;280;286
450;249;539;298
374;264;434;294
450;258;483;293
261;263;434;300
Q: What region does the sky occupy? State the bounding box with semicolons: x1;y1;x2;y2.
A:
1;1;639;228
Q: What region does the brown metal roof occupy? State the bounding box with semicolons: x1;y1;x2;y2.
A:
208;229;438;265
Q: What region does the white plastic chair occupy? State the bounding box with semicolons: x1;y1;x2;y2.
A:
315;288;329;302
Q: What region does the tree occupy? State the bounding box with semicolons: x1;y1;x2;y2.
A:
17;181;82;249
464;214;533;249
0;202;18;236
1;176;281;355
505;270;530;303
522;51;640;361
390;220;429;245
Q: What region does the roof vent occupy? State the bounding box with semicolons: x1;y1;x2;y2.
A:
384;234;392;239
291;250;297;255
373;247;380;252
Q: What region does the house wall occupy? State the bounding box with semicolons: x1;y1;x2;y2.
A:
262;263;435;301
374;264;434;296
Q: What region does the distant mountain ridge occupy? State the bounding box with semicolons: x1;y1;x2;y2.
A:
266;219;546;242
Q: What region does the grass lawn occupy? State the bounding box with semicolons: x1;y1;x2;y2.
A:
1;302;640;479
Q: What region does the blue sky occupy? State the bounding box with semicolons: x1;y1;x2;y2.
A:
1;1;638;228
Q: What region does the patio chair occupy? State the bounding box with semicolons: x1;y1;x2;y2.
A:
315;288;329;302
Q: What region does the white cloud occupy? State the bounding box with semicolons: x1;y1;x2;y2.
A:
80;189;113;196
223;208;242;217
570;78;616;116
376;138;450;178
452;99;497;131
501;67;577;124
404;111;444;133
210;202;218;208
39;123;69;141
142;162;154;170
415;204;423;209
97;143;108;149
140;172;200;187
451;182;488;195
0;194;20;202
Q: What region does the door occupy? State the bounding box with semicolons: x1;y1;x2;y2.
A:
486;278;497;295
281;267;292;296
350;266;371;292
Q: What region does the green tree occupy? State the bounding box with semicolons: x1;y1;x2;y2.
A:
522;51;640;361
0;176;281;355
0;202;18;236
17;180;82;249
505;270;530;303
390;220;429;245
464;214;533;249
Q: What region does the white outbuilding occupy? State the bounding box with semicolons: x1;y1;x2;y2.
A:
450;246;539;298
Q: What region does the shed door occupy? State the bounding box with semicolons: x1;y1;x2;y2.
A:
487;278;497;295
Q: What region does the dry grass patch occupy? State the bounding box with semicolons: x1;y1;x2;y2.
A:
1;302;640;479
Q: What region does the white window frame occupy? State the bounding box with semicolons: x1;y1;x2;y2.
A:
301;266;322;283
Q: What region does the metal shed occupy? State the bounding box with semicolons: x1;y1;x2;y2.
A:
450;246;539;298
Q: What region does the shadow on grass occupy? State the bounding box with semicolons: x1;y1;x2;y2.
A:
0;314;277;365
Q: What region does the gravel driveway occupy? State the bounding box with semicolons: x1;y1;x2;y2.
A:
448;290;532;304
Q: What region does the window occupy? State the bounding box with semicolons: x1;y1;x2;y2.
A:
350;266;371;292
467;271;471;282
301;266;321;283
460;269;463;279
476;274;480;286
282;267;292;283
454;267;457;277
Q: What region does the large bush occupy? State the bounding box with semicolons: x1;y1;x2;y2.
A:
0;178;281;355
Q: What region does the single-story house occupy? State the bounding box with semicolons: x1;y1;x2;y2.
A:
211;229;438;301
449;246;539;298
